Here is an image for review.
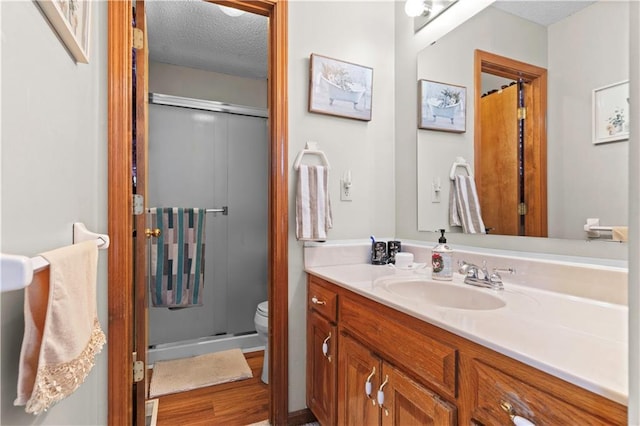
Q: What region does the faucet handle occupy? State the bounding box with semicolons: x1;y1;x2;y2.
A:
493;267;516;274
458;260;480;277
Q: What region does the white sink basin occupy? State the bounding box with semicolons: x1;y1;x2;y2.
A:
379;278;506;310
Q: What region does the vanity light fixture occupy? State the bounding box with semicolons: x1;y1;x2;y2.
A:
218;5;244;17
405;0;430;17
406;0;458;32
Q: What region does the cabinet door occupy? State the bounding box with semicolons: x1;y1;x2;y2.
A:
338;334;381;426
380;363;457;426
307;311;337;425
468;358;625;425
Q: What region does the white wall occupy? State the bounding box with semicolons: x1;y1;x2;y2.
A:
628;2;640;422
1;1;108;425
149;61;268;108
288;0;396;411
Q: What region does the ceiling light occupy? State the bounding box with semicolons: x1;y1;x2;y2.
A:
404;0;426;17
218;5;244;17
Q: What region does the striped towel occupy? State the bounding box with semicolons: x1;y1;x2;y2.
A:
296;165;332;241
449;175;486;234
149;208;206;307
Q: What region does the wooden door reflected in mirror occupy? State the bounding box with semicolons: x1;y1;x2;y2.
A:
474;49;548;237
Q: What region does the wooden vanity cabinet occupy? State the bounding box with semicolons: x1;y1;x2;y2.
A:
306;277;338;426
338;333;456;426
306;275;627;425
460;349;627;425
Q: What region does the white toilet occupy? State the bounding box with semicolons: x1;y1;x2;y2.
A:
254;301;269;384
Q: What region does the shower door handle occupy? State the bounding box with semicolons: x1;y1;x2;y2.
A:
145;228;161;238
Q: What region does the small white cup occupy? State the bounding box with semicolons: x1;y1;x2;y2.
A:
394;252;414;269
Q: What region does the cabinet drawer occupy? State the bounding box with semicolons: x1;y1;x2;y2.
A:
470;359;625;425
308;276;338;322
340;296;457;399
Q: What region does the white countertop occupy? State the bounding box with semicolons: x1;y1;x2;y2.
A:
305;263;628;405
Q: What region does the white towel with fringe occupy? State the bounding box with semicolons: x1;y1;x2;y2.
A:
296;165;332;241
449;175;486;234
14;241;106;415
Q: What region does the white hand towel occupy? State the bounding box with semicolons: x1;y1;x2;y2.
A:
612;226;628;242
449;175;486;234
14;240;106;415
296;165;332;241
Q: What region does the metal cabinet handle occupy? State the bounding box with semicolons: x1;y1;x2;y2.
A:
365;366;377;406
322;332;332;362
377;374;389;416
145;228;161;238
311;296;326;305
501;401;535;426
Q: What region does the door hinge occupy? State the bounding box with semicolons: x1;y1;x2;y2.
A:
132;27;144;50
133;194;144;215
517;106;527;120
133;352;145;383
518;203;528;216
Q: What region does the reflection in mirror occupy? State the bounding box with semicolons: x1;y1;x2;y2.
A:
475;50;547;237
416;0;629;240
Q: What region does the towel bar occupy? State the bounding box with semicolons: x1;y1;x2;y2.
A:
293;141;331;170
147;207;229;216
449;156;473;180
0;223;109;293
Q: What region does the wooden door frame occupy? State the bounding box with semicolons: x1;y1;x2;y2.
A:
474;49;548;237
107;1;289;424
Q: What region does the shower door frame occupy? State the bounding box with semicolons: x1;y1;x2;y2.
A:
107;0;289;424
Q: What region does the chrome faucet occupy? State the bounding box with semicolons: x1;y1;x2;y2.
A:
458;260;515;290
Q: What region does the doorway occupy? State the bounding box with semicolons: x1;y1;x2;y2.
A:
474;49;548;237
145;99;268;363
107;1;289;424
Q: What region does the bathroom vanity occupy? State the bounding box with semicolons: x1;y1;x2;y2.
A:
304;242;627;425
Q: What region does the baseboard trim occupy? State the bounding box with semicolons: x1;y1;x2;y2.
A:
288;408;316;425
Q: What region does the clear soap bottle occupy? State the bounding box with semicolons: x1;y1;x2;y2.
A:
432;229;453;281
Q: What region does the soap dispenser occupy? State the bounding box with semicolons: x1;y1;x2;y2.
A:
432;229;453;281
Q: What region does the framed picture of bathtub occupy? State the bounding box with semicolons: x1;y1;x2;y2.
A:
309;54;373;121
592;80;629;144
37;0;91;63
418;79;466;133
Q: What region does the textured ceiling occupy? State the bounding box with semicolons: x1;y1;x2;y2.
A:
491;1;597;26
146;0;268;79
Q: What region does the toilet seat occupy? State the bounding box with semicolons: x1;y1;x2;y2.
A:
257;301;268;316
254;301;269;384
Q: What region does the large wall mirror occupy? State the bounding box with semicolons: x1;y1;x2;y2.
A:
416;0;629;241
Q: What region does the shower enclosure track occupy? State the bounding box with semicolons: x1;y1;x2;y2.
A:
149;93;268;118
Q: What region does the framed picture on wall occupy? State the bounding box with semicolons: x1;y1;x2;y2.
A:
592;80;629;144
419;79;466;133
37;0;91;63
308;54;373;121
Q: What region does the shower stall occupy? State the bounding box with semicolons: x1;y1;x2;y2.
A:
146;93;268;364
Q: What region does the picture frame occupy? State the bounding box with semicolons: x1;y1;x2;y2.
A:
308;54;373;122
592;80;629;144
419;79;466;133
38;0;91;63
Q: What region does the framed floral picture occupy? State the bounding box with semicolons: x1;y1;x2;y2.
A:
37;0;91;63
592;80;629;144
309;54;373;121
419;79;466;132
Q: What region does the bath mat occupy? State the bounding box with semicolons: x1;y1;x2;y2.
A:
149;349;252;397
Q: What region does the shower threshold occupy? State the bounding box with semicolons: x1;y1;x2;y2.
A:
147;332;263;365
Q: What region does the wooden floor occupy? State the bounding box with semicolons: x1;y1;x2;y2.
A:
149;350;269;426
